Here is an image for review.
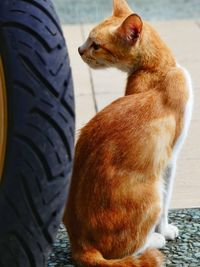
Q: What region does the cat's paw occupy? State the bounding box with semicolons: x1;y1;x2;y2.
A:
163;224;179;241
148;233;166;249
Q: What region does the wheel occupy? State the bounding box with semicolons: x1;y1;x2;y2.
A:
0;0;75;266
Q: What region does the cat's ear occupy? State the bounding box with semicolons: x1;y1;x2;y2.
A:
116;14;143;44
113;0;132;17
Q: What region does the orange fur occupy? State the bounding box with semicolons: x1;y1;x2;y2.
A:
63;1;190;266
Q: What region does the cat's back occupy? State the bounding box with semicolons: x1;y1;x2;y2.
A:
74;91;176;174
79;90;174;146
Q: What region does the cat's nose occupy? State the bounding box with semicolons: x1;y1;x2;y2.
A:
78;47;84;56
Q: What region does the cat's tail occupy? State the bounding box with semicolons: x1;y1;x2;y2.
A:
74;247;164;267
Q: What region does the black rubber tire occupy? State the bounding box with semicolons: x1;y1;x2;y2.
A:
0;0;75;266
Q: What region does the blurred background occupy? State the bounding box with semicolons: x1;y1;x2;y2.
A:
54;0;200;23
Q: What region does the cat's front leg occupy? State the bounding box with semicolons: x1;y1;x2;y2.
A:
156;162;179;240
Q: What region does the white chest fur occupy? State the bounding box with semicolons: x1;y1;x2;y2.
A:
172;65;194;160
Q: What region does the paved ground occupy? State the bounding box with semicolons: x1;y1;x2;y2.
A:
48;209;200;267
53;0;200;24
62;19;200;209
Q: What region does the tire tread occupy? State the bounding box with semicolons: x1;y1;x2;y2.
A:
0;0;75;266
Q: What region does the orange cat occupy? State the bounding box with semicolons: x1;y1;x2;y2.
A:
63;0;193;266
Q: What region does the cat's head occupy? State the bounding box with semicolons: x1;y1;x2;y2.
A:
78;0;143;73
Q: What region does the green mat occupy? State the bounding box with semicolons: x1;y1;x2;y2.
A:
48;209;200;267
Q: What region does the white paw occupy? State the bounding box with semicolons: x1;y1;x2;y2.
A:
163;224;179;241
148;233;166;249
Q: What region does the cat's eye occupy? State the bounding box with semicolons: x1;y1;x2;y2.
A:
92;42;100;50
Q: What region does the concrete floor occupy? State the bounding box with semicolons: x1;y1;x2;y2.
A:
62;19;200;209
